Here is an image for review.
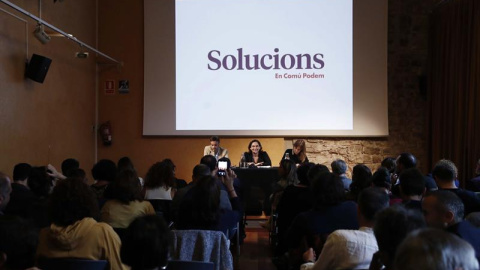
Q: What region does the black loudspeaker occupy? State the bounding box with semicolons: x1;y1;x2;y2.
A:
26;54;52;83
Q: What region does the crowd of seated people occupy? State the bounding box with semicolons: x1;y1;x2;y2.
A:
1;147;480;270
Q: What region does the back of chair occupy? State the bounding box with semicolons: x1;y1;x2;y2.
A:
167;260;215;270
37;257;108;270
148;199;172;222
171;230;233;270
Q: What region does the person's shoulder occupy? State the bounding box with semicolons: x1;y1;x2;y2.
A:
284;149;293;154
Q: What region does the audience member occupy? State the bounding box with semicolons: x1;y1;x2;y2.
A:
422;190;480;261
287;172;359;269
275;163;315;256
331;159;352;191
90;159;117;203
120;215;171;270
144;161;175;200
301;187;389;270
283;139;309;166
101;170;155;229
176;172;241;238
392;153;437;195
5;163;35;218
432;159;480;215
381;157;396;174
0;173;12;216
399;168;425;212
26;167;52;228
200;155;217;172
0;216;38;270
370;205;426;270
163;159;188;190
244;139;272;167
37;178;127;270
261;159;297;229
203;136;229;159
68;168;88;183
466;158;480;191
61;158;80;178
347;164;372;202
118;156;144;186
393;229;479;270
171;164;232;223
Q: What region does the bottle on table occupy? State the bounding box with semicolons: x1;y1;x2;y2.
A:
240;153;246;167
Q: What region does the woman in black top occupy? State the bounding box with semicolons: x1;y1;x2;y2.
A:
244;139;272;167
282;139;309;166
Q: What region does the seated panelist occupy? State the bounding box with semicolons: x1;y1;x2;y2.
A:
244;139;272;167
282;139;309;166
203;136;229;159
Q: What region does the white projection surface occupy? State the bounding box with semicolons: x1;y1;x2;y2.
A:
144;0;388;136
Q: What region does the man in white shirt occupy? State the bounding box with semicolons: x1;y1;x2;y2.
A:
203;136;228;159
300;187;389;270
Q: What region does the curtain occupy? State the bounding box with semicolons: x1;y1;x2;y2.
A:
428;0;480;185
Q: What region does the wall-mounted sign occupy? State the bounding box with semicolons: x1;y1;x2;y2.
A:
119;80;129;94
105;80;115;95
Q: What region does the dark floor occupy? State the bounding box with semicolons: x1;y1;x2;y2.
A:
236;217;276;270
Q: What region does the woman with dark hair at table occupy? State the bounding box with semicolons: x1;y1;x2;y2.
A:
244;139;272;167
282;139;309;166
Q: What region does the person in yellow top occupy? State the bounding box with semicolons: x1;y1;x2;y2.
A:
36;178;128;270
101;169;155;228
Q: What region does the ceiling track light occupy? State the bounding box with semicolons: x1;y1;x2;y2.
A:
33;23;50;44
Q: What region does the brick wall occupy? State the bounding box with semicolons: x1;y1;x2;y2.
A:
300;0;436;176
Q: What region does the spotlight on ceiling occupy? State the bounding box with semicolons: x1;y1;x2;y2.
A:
33;24;51;44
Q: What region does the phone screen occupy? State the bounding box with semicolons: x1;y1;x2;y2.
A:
218;161;228;176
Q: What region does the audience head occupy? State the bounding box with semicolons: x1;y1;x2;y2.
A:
248;139;263;154
432;159;457;183
0;216;38;270
466;212;480;228
374;205;426;269
209;136;221;153
61;158;80;177
144;161;175;189
395;153;417;174
104;169;142;204
27;166;52;198
381;157;397;174
311;172;345;208
279;159;297;185
117;156;135;172
292;139;307;161
0;173;12;213
331;159;348;176
394;228;479;270
349;164;372;197
192;164;211;183
358;187;389;223
371;167;391;190
200;155;217;172
12;163;31;182
307;164;329;183
162;159;177;177
49;178;99;227
91;159;116;182
120;215;170;270
422;190;464;229
399;168;426;198
297;163;315;186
